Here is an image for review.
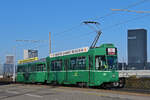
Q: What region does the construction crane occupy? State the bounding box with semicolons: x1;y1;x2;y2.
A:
83;21;102;49
111;9;150;14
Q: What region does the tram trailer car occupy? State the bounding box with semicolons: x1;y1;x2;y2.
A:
16;44;119;87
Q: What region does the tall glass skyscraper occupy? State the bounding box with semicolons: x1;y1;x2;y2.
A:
128;29;147;70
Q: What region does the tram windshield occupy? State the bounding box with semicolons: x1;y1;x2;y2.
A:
107;56;117;70
95;56;117;70
95;56;106;70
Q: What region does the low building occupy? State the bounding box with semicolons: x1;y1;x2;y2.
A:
118;62;127;70
3;63;14;76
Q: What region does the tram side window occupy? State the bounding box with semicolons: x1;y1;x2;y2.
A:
78;57;86;70
43;64;46;71
51;60;62;71
17;65;24;72
36;64;44;72
24;66;28;72
17;66;19;72
37;64;40;71
28;65;32;72
22;66;25;72
70;58;76;70
70;57;86;70
17;66;20;72
31;65;36;72
17;66;22;72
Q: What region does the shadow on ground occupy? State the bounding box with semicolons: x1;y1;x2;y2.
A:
0;82;11;86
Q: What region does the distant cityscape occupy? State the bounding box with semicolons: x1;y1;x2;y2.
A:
0;50;38;76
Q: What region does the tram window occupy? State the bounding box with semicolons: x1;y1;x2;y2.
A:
40;65;43;71
43;64;46;71
17;66;20;72
19;67;22;72
17;66;21;72
17;66;19;72
51;60;62;71
25;66;28;72
89;56;93;70
70;57;86;70
29;66;32;72
28;66;31;72
31;65;34;72
39;64;44;71
41;65;43;71
38;65;40;71
31;64;37;72
77;57;86;70
107;56;117;69
70;58;76;70
42;64;46;71
37;65;40;71
22;66;25;72
22;66;24;72
36;64;43;72
51;61;54;71
95;56;106;70
20;67;23;72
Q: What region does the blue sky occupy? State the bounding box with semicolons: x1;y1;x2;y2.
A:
0;0;150;63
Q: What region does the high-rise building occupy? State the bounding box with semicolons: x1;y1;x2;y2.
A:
128;29;147;69
3;55;14;76
6;55;14;64
3;63;14;76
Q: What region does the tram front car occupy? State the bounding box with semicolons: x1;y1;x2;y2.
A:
90;44;119;88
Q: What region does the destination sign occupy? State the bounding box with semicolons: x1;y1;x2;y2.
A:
50;47;89;58
107;48;116;55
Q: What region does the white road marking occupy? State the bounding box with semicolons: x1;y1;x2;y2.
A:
25;94;43;98
6;91;19;94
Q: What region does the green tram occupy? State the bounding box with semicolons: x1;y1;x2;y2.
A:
16;44;119;87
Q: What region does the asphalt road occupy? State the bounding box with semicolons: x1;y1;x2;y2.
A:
0;84;150;100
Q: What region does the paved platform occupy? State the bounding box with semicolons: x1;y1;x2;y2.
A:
0;84;150;100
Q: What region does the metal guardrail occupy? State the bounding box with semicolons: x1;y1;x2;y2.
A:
118;70;150;78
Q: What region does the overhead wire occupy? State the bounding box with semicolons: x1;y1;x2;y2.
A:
53;0;150;40
47;0;150;52
91;0;150;21
76;13;150;41
67;0;150;40
102;14;150;30
54;24;81;37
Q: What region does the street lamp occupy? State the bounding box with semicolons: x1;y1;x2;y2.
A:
13;46;16;82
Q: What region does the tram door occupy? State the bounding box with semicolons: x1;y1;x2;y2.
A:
88;55;93;84
47;61;51;83
64;59;69;82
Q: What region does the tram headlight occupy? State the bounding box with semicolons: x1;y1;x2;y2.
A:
103;73;107;76
112;74;116;78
